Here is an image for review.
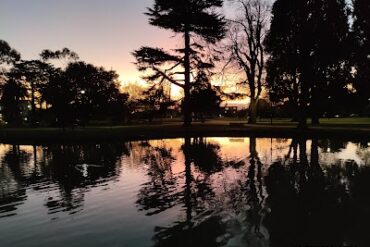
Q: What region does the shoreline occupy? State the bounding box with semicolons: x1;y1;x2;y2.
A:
1;123;370;144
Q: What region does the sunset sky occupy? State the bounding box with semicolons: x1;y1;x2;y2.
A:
0;0;249;105
0;0;182;83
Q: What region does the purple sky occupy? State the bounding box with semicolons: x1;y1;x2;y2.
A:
0;0;181;83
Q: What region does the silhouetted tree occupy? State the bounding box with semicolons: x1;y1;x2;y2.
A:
352;0;370;112
40;48;79;64
265;0;302;121
42;61;128;126
134;0;226;126
41;69;74;126
0;41;22;124
0;78;28;125
11;60;53;125
189;72;221;121
0;40;20;65
226;0;269;124
265;0;350;127
139;84;176;122
309;0;351;124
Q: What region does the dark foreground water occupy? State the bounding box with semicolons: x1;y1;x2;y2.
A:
1;137;370;247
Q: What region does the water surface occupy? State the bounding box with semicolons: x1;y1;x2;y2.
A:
1;137;370;247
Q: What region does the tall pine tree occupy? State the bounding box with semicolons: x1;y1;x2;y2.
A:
133;0;225;126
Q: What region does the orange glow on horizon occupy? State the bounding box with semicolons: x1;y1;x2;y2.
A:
118;70;251;107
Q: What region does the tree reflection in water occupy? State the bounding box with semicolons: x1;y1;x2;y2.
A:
136;137;370;247
0;142;129;216
0;145;31;217
136;140;180;215
136;137;226;247
135;137;271;246
265;138;370;247
1;138;370;247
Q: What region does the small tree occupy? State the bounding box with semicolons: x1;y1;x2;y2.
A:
190;71;221;121
134;0;226;126
139;84;176;122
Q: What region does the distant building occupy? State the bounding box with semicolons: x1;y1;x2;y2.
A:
220;106;238;116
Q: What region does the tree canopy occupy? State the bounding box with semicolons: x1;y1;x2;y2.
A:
265;0;351;126
353;0;370;110
134;0;226;126
0;40;20;65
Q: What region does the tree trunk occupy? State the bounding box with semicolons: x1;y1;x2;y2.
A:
248;98;258;124
298;92;308;129
30;81;36;125
183;20;192;126
311;88;320;125
291;80;300;122
298;79;309;129
311;95;320;125
311;116;320;125
298;109;307;129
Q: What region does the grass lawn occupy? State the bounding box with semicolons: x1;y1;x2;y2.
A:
319;117;370;125
254;117;370;126
1;118;370;143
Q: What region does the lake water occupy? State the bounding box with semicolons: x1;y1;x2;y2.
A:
1;137;370;247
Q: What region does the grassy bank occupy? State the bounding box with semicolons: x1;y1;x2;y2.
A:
1;118;370;144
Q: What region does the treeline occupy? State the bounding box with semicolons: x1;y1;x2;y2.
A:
0;39;222;127
133;0;370;126
0;43;129;126
1;0;370;127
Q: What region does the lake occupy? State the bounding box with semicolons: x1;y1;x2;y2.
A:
1;137;370;247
